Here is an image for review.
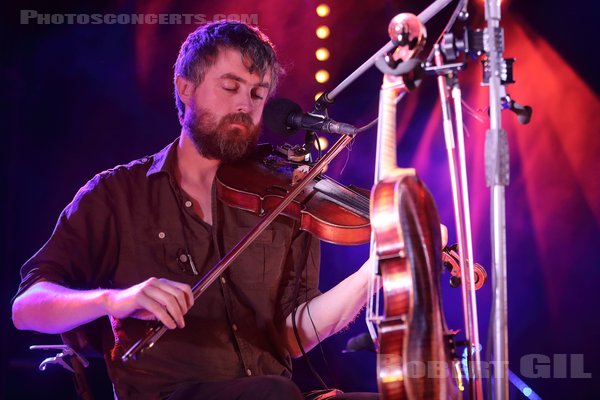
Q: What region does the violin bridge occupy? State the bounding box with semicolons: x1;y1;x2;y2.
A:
292;165;309;186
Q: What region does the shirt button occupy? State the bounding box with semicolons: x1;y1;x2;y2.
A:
179;254;188;263
158;232;166;239
232;323;238;332
246;368;252;376
220;276;227;284
185;200;192;208
141;157;149;163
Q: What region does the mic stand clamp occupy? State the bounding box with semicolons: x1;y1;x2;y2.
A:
313;90;335;113
439;26;533;125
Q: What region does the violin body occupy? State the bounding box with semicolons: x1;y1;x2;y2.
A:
372;170;461;399
370;13;461;398
216;146;371;246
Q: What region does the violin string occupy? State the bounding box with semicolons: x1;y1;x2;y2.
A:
318;177;365;205
317;178;370;213
324;185;369;214
318;186;368;215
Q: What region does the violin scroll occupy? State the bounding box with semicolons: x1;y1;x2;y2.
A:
388;13;427;64
442;245;488;291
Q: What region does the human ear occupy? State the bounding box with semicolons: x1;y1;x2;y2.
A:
175;75;194;107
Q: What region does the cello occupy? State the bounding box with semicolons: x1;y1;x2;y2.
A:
369;13;462;399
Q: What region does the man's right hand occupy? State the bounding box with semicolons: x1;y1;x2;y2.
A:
106;277;194;329
13;278;194;334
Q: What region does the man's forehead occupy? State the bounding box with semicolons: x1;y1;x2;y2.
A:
210;48;271;86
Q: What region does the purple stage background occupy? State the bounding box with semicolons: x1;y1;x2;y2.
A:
2;0;599;398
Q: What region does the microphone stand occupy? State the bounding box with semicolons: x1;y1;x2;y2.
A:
312;0;454;112
484;1;510;398
426;2;530;397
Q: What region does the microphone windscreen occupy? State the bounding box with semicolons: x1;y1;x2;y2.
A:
263;98;302;136
344;332;375;353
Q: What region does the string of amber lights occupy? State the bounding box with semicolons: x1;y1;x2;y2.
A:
315;2;330;89
314;3;331;152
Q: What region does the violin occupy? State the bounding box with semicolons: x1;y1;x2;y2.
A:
216;144;371;246
370;13;461;399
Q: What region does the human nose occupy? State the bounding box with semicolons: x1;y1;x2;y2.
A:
234;91;253;114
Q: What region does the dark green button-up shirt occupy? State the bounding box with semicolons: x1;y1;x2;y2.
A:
16;138;321;399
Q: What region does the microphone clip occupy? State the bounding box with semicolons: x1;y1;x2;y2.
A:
275;143;311;163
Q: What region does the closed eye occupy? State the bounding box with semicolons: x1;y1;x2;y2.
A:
251;88;266;100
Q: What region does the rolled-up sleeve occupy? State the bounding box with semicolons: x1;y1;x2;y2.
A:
14;173;117;300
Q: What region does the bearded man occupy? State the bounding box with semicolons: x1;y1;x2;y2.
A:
12;20;377;400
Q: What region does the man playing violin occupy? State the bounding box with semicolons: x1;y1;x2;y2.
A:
12;20;380;399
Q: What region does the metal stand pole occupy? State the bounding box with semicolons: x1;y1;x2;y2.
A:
484;1;510;398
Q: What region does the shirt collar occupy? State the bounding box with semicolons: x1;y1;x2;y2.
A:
146;137;179;178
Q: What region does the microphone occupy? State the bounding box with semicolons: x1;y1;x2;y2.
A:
342;332;376;353
263;98;358;136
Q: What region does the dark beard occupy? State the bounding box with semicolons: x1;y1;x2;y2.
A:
183;105;260;163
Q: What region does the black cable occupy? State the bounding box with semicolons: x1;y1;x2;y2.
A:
312;131;322;161
304;256;337;389
290;233;329;390
356;117;378;134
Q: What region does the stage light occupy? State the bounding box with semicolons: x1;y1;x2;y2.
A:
316;4;331;17
314;91;324;101
316;136;329;150
315;69;330;83
477;0;510;6
315;47;330;61
316;25;330;39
